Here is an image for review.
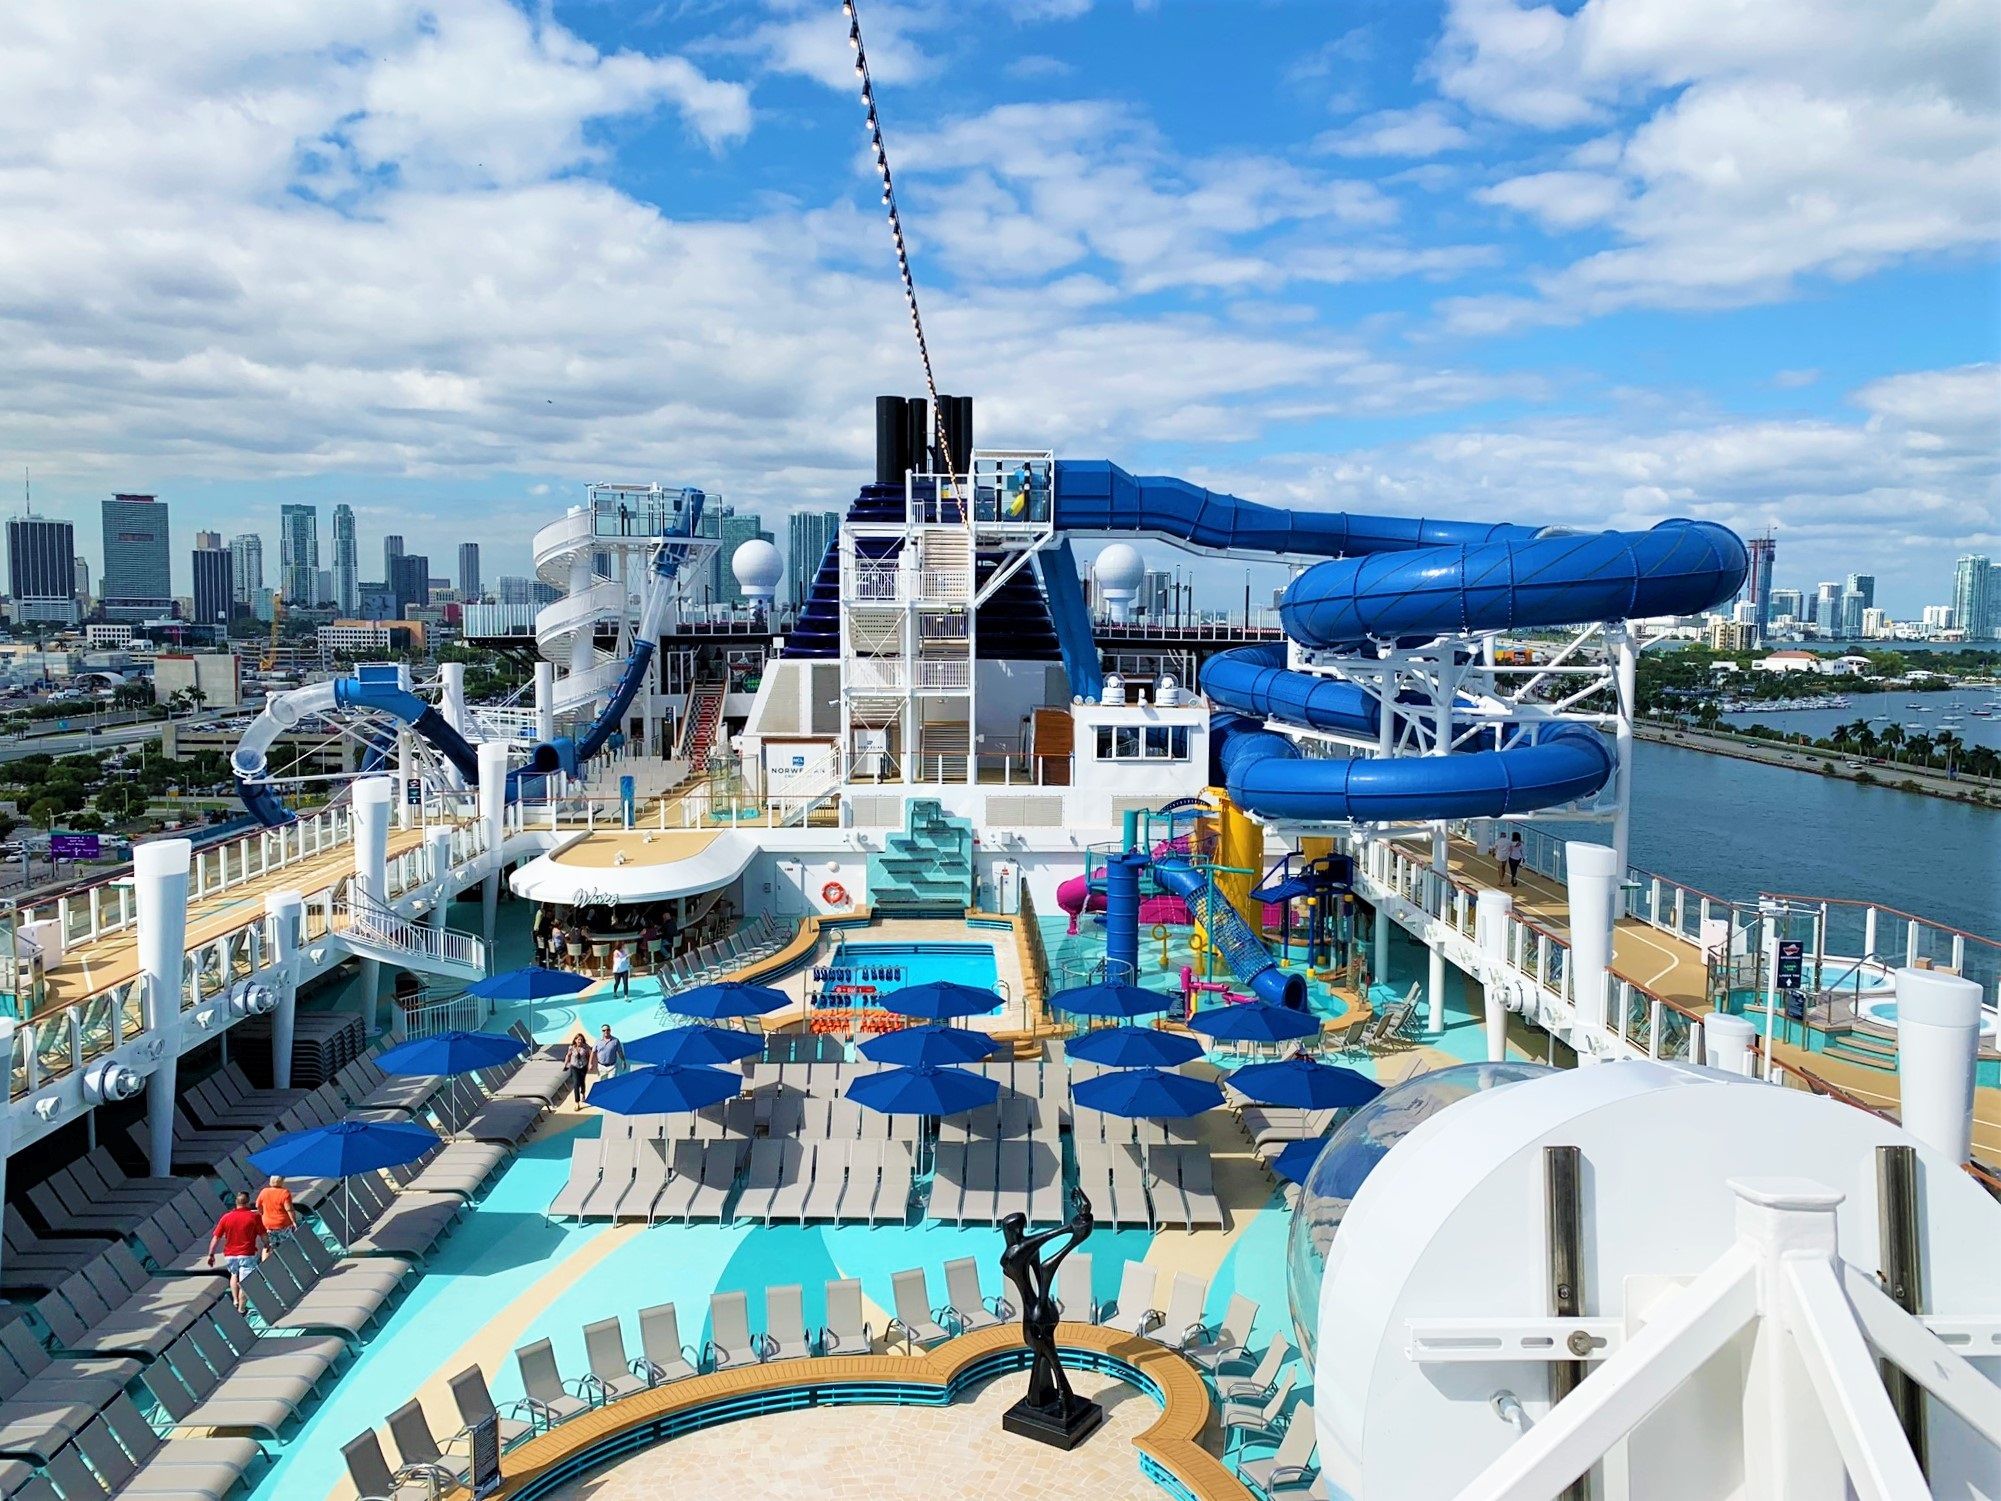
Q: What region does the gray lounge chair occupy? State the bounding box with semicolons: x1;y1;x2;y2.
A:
1054;1251;1096;1321
1222;1370;1297;1454
615;1136;670;1222
1237;1400;1324;1497
1185;1294;1258;1373
1147;1271;1209;1349
386;1398;470;1487
703;1291;760;1373
818;1278;872;1356
448;1364;532;1450
514;1339;591;1428
344;1426;445;1501
765;1141;811;1225
801;1143;847;1221
57;1395;259;1498
1226;1335;1294;1405
687;1142;743;1223
886;1268;952;1352
637;1303;698;1384
1101;1260;1159;1337
942;1256;1009;1334
648;1140;705;1223
548;1138;602;1221
581;1317;649;1402
757;1285;813;1361
1168;1144;1227;1231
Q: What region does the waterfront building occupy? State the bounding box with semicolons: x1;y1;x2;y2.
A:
1922;603;1957;632
390;551;430;617
100;492;173;620
1812;580;1842;626
1839;589;1867;638
1742;533;1776;645
384;533;404;580
1768;587;1803;620
279;502;318;604
1845;572;1876;612
1954;554;1994;640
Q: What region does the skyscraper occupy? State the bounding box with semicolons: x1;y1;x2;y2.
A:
7;514;78;624
332;503;358;615
101;494;173;620
1845;573;1876;613
191;544;232;626
457;542;481;601
279;503;318;604
1742;534;1776;646
1954;555;1994;641
229;534;263;606
384;535;404;582
785;511;840;610
1840;590;1867;639
389;553;430;618
1768;588;1803;621
1813;581;1841;629
193;529;222;551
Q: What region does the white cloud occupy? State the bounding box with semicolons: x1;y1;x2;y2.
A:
1319;104;1471;158
1477;169;1626;230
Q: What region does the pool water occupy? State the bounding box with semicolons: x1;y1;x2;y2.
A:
825;941;1001;1010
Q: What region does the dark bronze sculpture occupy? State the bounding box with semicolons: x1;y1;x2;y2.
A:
997;1187;1103;1449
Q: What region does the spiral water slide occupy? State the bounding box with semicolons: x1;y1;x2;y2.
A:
231;498;707;827
1053;461;1747;825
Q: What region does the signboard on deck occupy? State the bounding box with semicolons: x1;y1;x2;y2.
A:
1776;939;1805;991
469;1414;502;1498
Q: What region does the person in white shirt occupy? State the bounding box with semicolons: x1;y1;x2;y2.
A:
1506;833;1525;887
1490;828;1511;882
610;942;632;998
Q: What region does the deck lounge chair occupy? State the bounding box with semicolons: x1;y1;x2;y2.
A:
547;1138;602;1221
144;1308;345;1436
636;1304;698;1384
942;1257;1010;1334
927;1144;968;1225
581;1318;649;1402
1146;1271;1209;1349
647;1140;704;1223
53;1397;260;1500
1054;1251;1096;1322
875;1141;915;1225
1109;1144;1152;1230
757;1285;813;1362
615;1136;671;1222
818;1279;872;1356
702;1291;760;1373
801;1142;847;1221
886;1268;952;1352
1169;1145;1227;1230
386;1398;471;1488
684;1142;743;1223
280;1232;412;1308
765;1141;811;1225
514;1339;592;1428
835;1140;879;1223
1237;1401;1323;1498
343;1427;445;1501
448;1364;533;1450
1225;1335;1294;1406
321;1175;459;1259
1222;1371;1297;1454
1100;1260;1159;1338
1184;1294;1258;1374
390;1139;507;1200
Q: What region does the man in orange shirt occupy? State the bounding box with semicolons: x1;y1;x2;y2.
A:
254;1175;296;1258
207;1192;267;1313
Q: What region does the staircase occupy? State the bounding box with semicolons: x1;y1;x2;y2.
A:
330;880;488;983
916;720;971;782
678;678;727;768
867;799;975;914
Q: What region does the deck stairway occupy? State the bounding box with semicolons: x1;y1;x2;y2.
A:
678;678;727;769
866;799;975;914
916;721;971;782
328;881;487;983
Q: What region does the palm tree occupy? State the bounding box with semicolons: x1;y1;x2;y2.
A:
1878;722;1906;761
1935;730;1963;776
1907;732;1936;767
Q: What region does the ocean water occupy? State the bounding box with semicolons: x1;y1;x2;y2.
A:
1721;685;2001;754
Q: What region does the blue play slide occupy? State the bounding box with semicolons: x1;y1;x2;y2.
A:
1051;460;1747;824
1036;537;1102;703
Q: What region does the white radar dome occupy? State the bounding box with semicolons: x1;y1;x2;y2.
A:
1093;543;1146;622
730;538;783;601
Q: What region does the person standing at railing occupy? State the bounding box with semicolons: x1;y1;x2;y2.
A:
609;943;632;998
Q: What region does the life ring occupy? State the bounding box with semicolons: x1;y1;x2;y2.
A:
821;881;849;907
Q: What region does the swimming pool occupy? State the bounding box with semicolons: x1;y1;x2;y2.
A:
824;941;1001;1010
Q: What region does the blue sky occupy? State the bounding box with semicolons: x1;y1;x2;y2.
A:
1;0;1995;614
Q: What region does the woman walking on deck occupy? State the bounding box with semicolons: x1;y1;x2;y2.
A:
610;943;632;997
563;1032;593;1108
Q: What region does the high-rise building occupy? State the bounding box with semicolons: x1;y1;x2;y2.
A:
1742;534;1776;645
7;514;78;624
1812;581;1841;628
1840;590;1867;639
316;569;335;607
73;557;90;610
457;542;481;601
191;545;232;626
1952;555;1994;641
785;511;840;610
1921;604;1956;633
384;535;404;582
229;534;263;606
279;504;318;604
1768;588;1803;621
101;494;173;620
717;513;772;607
497;575;560;607
389;553;430;618
1845;573;1876;613
1141;570;1176;619
332;503;358;615
193;529;222;551
1861;608;1890;639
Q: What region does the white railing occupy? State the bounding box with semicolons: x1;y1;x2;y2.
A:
848;567;900;603
330;891;486;975
847;659;907;693
391;987;493;1041
915;659;971;691
916;568;971;601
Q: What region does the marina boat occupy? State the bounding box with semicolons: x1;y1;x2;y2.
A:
2;397;1995;1501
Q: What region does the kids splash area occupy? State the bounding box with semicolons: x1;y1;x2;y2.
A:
0;395;1996;1501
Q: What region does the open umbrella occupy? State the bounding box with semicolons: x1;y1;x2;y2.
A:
667;981;792;1021
859;1025;1004;1067
466;967;593;1002
626;1025;763;1069
1071;1067;1224;1120
1046;982;1175;1020
1186;1002;1320;1045
846;1063;999;1117
587;1064;741;1117
376;1028;530;1122
1227;1055;1383;1110
1065;1026;1203;1069
1271;1137;1379;1197
876;981;1001;1022
249;1119;441;1238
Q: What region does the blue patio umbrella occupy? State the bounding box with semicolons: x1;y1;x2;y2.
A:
466;967;593;1002
1065;1026;1203;1070
1186;1002;1320;1045
667;981;792;1021
587;1064;741;1117
876;981;1002;1022
1046;982;1175;1020
1227;1055;1383;1110
1071;1067;1225;1120
1271;1137;1380;1198
626;1025;763;1068
847;1063;1000;1117
376;1030;526;1077
859;1025;1004;1067
249;1119;442;1234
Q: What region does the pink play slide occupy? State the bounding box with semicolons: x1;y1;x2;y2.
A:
1057;873;1191;935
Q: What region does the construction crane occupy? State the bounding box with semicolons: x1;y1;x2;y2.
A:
260;592;283;671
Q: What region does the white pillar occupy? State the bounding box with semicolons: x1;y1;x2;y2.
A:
1702;1012;1757;1077
534;660;555;746
1611;627;1637;871
478;741;510;948
1475;888;1514;1063
1372;903;1390;989
1563;840;1621;1061
395;731;415;831
352;776;392;1034
136;838;192;1178
425;827;455;933
1894;968;1982;1163
264;891;304;1090
1426;943;1446;1035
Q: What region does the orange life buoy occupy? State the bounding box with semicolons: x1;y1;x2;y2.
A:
821;881;849;907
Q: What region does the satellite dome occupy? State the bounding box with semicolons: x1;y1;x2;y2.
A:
1092;543;1146;622
730;538;783;601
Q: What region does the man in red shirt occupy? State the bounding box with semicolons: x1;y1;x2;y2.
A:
207;1191;267;1312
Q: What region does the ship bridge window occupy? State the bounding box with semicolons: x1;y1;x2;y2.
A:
1095;725;1190;761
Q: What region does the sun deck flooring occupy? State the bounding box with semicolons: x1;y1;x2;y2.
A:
1770;1038;2001;1165
39;826;430;1013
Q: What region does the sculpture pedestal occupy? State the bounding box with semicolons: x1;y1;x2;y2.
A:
1002;1394;1104;1451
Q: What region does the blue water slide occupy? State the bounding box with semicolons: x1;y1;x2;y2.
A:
573;493;707;762
1151;854;1307;1009
1036;537;1102;703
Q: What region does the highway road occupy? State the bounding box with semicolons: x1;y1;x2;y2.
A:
0;711;231;764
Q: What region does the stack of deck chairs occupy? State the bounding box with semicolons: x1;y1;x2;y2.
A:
1067;1058;1228;1232
929;1060;1067;1227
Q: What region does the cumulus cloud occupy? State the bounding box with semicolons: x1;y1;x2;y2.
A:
1319;104;1471;158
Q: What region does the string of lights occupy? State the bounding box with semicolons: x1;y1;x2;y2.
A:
845;0;957;481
